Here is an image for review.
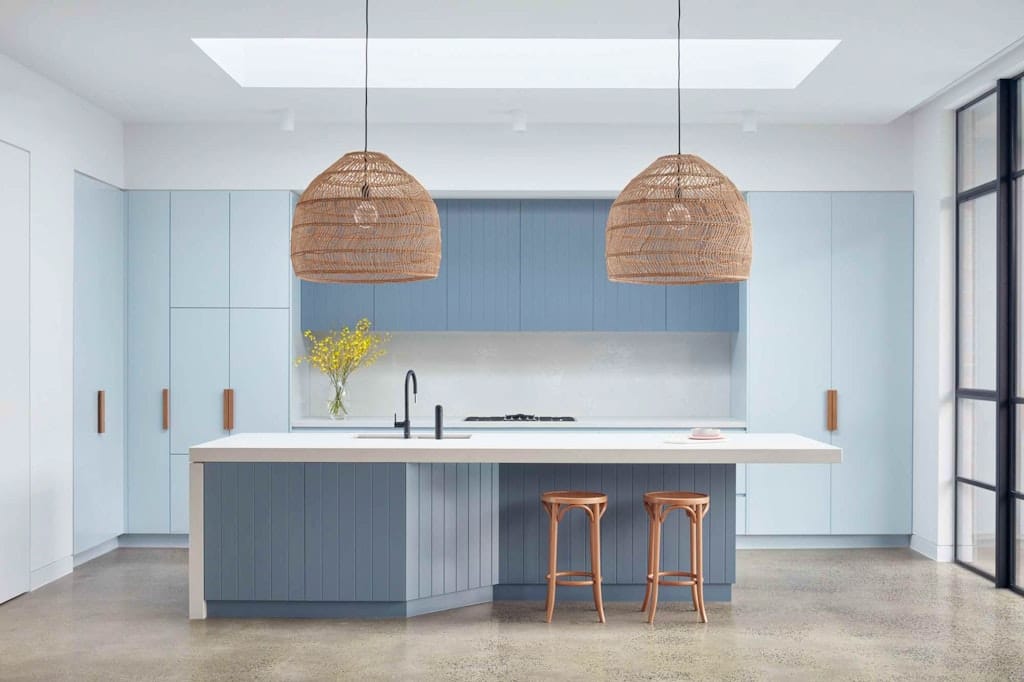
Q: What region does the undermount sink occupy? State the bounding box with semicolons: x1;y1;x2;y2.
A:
354;433;472;440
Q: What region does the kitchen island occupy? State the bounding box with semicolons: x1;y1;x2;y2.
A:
189;432;839;619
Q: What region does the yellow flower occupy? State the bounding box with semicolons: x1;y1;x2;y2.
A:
295;318;391;387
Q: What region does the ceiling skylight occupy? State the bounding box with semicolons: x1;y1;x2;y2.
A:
192;38;839;89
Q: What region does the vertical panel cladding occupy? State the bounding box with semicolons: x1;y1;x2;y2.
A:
405;464;420;601
321;463;341;601
443;463;457;594
252;463;272;599
354;464;374;600
430;463;446;596
418;463;432;599
497;464;734;586
235;463;255;601
304;463;323;601
387;464;406;601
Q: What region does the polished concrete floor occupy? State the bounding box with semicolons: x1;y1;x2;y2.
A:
1;548;1023;680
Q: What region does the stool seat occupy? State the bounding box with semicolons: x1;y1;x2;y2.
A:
541;490;608;505
541;490;608;623
643;491;709;506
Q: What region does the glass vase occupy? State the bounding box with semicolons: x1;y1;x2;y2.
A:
327;382;348;420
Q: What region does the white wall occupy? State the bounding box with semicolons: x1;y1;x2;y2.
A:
295;332;736;420
125;120;913;193
910;44;1024;561
0;53;124;587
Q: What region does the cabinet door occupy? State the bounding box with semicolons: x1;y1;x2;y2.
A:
230;191;291;308
666;284;740;331
127;191;171;532
0;141;30;602
170;454;190;534
745;192;832;535
73;173;126;553
830;192;913;534
170;308;229;454
445;200;521;330
592;200;667;331
171;191;229;307
374;201;448;330
300;280;375;332
230;308;290;433
520;200;594;330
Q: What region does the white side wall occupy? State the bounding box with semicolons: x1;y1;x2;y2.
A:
0;53;124;587
909;44;1024;561
124;120;913;193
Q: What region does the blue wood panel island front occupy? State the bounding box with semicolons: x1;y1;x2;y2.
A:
202;463;735;618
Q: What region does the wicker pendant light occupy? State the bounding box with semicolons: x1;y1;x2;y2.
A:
291;0;440;283
606;0;751;285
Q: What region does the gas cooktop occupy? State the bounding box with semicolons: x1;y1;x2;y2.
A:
465;414;576;422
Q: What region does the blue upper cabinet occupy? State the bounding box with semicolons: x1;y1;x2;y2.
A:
591;200;667;331
374;201;449;331
520;200;594;331
666;284;740;331
300;280;375;332
170;191;229;308
230;191;291;309
445;199;521;330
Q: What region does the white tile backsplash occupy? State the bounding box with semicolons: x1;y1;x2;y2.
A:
294;332;737;420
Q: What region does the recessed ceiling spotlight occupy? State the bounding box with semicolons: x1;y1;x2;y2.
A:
511;109;527;133
279;108;295;132
741;110;758;134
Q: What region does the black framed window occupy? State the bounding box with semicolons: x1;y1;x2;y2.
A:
955;75;1021;593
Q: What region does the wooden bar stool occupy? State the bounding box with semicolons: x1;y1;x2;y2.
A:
641;491;710;624
540;490;608;623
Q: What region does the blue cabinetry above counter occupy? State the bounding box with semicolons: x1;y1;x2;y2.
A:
300;199;741;333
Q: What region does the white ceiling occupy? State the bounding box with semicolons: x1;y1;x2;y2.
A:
0;0;1022;126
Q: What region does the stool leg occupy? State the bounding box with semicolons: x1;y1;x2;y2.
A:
589;503;606;624
545;503;558;623
647;508;662;624
695;504;707;624
640;503;655;613
689;508;699;613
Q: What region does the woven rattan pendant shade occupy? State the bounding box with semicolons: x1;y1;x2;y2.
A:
291;151;441;283
606;153;752;285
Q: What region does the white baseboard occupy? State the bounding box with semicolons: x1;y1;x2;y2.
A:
118;533;188;548
910;534;955;562
29;556;73;591
737;535;910;550
73;537;120;567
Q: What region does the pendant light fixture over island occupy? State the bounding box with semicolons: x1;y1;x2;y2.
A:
291;0;441;284
605;0;752;285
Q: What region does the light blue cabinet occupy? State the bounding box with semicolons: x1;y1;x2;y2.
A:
170;455;189;534
374;201;448;330
171;191;229;308
126;191;171;532
230;308;291;433
745;192;832;535
170;308;230;455
445;200;521;330
591;200;667;331
230;191;292;308
520;200;595;331
829;193;913;534
745;192;913;537
73;173;126;553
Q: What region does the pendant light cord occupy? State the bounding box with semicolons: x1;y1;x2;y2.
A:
363;0;369;156
676;0;681;156
361;0;370;197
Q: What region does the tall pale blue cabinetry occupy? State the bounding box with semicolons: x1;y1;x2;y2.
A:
74;174;126;553
127;191;293;534
745;192;912;535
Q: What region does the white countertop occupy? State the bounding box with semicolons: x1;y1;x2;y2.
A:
290;416;747;430
189;432;840;465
